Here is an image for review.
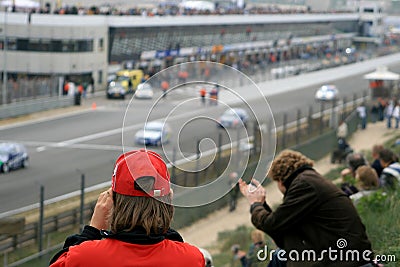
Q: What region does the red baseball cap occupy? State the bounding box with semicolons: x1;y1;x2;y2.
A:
111;149;170;197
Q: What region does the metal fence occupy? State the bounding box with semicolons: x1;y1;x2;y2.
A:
0;96;75;120
0;76;63;105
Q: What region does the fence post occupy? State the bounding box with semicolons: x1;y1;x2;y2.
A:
253;122;260;155
236;126;241;164
80;174;85;232
195;139;200;186
319;101;324;135
12;235;17;250
266;119;273;155
171;147;176;183
308;105;313;136
342;96;347;119
184;171;188;187
217;132;222;175
282;113;287;149
54;215;58;231
330;99;338;129
296;109;301;145
38;185;44;253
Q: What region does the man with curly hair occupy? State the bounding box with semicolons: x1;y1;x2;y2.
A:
239;149;374;267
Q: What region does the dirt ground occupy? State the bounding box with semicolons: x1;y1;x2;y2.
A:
178;120;397;251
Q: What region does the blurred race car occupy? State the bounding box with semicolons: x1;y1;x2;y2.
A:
315;85;339;101
0;142;29;173
107;81;126;99
135;121;171;146
218;108;249;128
134;83;154;99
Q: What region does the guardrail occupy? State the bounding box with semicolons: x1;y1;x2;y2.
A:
0;96;75;120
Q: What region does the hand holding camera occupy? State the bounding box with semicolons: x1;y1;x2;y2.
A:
239;178;266;205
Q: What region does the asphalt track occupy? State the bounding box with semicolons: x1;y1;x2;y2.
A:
0;54;399;214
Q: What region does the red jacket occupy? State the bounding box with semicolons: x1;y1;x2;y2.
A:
50;226;204;267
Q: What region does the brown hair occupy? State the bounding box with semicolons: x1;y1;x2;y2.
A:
379;149;396;164
268;149;314;182
372;144;384;157
110;178;174;235
355;166;379;190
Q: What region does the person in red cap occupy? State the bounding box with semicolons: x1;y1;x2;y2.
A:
49;149;205;267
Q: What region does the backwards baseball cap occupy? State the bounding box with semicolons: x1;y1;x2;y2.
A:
111;149;170;197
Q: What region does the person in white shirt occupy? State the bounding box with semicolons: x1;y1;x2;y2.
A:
336;120;348;139
385;99;395;128
356;104;367;129
392;101;400;129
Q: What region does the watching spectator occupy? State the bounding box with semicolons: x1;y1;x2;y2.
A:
370;144;384;177
350;165;380;204
239;149;373;266
379;148;400;190
340;152;369;196
49;149;205;267
340;152;368;178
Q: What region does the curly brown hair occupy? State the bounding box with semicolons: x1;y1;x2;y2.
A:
268;149;314;182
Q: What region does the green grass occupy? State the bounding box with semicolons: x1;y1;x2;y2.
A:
324;166;346;181
356;190;400;266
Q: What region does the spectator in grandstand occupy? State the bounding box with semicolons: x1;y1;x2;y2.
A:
49;149;205;267
379;148;400;190
239;149;373;266
350;165;379;204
